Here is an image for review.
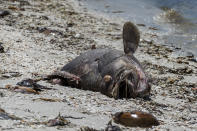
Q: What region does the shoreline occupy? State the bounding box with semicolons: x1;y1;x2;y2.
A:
0;0;197;130
79;0;197;60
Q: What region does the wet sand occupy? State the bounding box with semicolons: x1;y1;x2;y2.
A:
0;0;197;130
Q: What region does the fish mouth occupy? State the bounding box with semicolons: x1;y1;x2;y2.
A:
111;69;150;99
111;70;137;99
117;79;135;99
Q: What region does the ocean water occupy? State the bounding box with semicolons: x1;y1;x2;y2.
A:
80;0;197;58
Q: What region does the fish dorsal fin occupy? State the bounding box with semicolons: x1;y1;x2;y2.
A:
123;22;140;54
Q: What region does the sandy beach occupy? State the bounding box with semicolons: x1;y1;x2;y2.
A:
0;0;196;130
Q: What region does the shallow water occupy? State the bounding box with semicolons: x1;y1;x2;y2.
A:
80;0;197;58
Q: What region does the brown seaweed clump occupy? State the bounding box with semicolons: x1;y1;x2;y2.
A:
47;114;70;127
0;108;22;120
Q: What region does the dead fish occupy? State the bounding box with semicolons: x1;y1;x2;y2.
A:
112;111;159;128
44;22;151;99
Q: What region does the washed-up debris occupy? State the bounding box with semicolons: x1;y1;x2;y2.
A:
23;114;71;127
5;85;39;94
19;0;31;6
61;10;78;16
0;71;22;79
39;15;49;20
189;58;197;62
79;126;98;131
18;114;78;127
149;27;158;30
1;79;54;94
8;6;25;11
91;44;96;49
144;61;194;76
67;22;75;27
105;120;122;131
0;108;22;120
112;111;159;128
36;27;64;36
47;113;70;127
137;24;146;27
0;42;5;53
1;79;53;94
42;22;151;99
0;10;10;17
17;78;53;91
112;11;124;13
37;27;53;35
168;67;193;74
192;88;197;91
32;97;62;102
8;6;20;11
79;120;122;131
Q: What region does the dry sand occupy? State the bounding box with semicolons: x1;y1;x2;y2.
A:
0;0;196;130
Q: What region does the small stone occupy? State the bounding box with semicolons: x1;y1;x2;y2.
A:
0;42;5;53
75;33;80;38
67;22;74;27
91;44;96;50
0;10;10;17
0;92;4;97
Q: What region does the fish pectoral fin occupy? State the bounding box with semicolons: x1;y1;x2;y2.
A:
123;22;140;54
112;83;119;99
51;70;81;84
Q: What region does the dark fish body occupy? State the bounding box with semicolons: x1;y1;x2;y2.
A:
47;22;151;99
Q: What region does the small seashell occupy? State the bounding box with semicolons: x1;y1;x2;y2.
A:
112;111;159;128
